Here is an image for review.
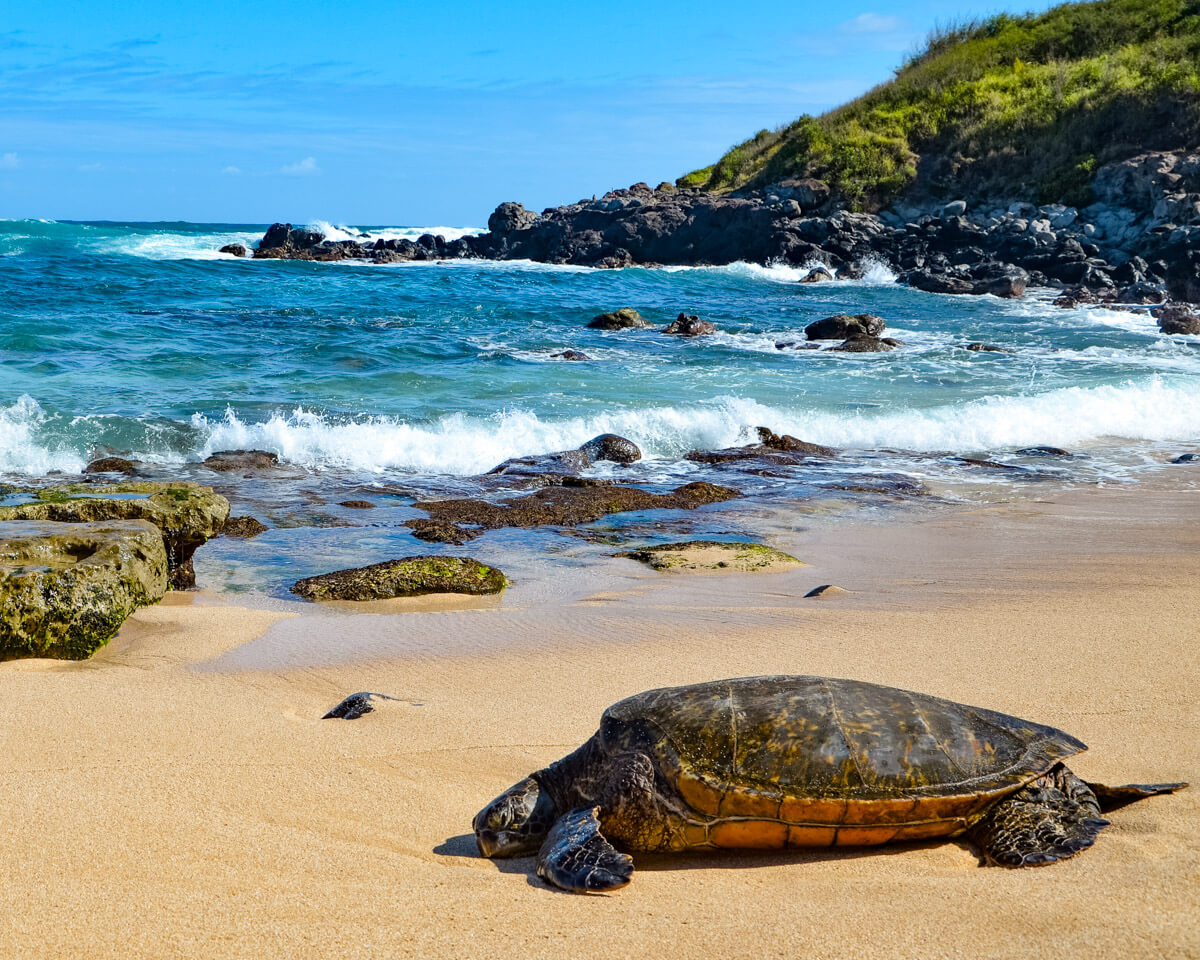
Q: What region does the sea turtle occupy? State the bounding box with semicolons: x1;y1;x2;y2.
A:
473;676;1186;893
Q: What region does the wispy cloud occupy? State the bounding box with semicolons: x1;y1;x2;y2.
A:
280;156;320;176
221;165;242;175
0;152;18;169
840;13;908;34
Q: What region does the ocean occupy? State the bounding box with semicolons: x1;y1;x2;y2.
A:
2;218;1198;597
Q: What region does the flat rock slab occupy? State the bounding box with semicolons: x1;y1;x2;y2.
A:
0;482;230;590
0;519;168;660
291;556;508;601
617;540;804;574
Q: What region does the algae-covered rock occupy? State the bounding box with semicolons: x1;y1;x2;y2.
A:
291;556;508;601
0;481;230;590
0;519;168;660
616;540;803;574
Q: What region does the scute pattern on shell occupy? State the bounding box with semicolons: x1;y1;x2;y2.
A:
602;676;1085;810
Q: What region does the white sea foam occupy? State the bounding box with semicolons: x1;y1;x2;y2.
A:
660;258;897;284
96;229;263;261
306;221;482;243
4;379;1197;478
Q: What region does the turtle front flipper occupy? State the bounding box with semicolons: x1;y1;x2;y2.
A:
536;807;633;893
969;764;1110;866
1086;780;1188;811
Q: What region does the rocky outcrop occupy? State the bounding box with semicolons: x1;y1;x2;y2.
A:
0;519;168;660
0;482;230;589
84;457;140;475
1153;304;1200;335
405;481;740;543
245;148;1200;306
830;334;904;353
203;449;280;472
486;433;641;478
662;313;715;336
292;556;507;601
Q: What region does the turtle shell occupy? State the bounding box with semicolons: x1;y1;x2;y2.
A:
600;676;1086;849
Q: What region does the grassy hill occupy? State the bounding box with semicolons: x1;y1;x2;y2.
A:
679;0;1200;210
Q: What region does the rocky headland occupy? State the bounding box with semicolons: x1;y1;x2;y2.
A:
247;148;1200;317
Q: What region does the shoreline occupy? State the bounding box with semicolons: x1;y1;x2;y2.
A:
2;479;1196;959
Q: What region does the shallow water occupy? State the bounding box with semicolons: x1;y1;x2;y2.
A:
2;218;1198;597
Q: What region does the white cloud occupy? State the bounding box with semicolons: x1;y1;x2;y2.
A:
280;156;320;176
840;13;907;34
221;165;242;175
0;152;18;169
77;162;102;172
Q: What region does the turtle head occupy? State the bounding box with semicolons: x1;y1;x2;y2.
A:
473;776;558;858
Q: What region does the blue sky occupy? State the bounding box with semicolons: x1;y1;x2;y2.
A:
1;0;1060;225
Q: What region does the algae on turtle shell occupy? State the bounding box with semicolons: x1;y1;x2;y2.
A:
0;519;168;660
291;555;508;601
617;540;804;573
0;481;229;589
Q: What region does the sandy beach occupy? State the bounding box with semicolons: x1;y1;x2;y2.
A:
2;479;1197;960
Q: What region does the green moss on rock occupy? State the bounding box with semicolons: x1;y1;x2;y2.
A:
291;556;508;601
0;481;230;589
0;519;168;660
617;540;804;573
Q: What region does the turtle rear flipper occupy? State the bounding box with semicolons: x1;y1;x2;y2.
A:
970;764;1110;867
1086;781;1188;812
537;807;633;893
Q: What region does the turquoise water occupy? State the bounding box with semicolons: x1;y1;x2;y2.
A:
2;219;1198;594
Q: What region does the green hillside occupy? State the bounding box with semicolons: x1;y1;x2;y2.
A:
680;0;1200;209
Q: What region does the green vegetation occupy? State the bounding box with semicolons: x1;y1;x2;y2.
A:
681;0;1200;209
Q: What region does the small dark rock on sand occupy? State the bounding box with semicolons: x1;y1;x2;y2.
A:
322;691;407;720
663;313;716;336
587;308;652;330
221;516;268;539
805;584;851;598
292;556;508;601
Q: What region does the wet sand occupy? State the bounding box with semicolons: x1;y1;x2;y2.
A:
1;481;1197;959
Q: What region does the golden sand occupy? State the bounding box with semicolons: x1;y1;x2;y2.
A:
1;482;1197;959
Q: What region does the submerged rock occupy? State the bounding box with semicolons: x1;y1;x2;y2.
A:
0;519;168;660
291;556;507;601
338;500;376;509
405;481;740;543
662;313;716;336
221;516;268;539
587;308;652;330
829;334;903;353
551;350;591;361
0;481;230;590
964;342;1013;353
617;540;803;574
1017;446;1072;457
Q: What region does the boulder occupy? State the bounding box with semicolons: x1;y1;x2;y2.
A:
339;500;376;509
755;427;838;457
0;481;230;590
83;457;140;475
805;313;885;340
551;350;590;361
663;313;716;336
0;519;168;660
578;434;642;464
799;267;834;283
291;556;507;601
487;202;539;234
203;449;280;472
587;308;652;330
219;244;249;257
1153;304;1200;335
